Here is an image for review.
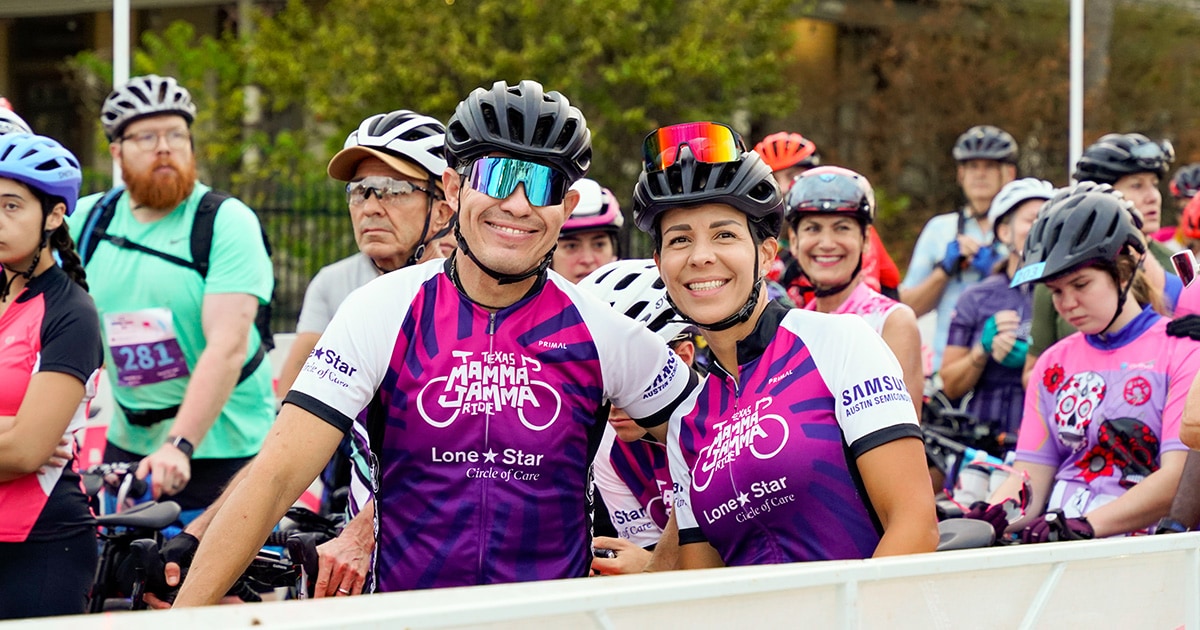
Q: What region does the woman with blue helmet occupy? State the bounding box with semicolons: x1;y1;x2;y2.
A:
0;133;103;618
634;121;937;568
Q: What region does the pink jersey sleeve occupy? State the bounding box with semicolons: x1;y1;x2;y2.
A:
1163;337;1200;449
1015;350;1065;467
1176;280;1200;317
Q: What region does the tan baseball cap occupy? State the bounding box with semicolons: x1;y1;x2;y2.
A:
327;145;443;191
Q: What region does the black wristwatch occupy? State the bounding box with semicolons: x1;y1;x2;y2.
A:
1154;516;1190;535
167;435;195;459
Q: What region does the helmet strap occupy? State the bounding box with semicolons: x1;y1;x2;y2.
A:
0;229;49;302
1100;254;1143;335
665;248;764;333
404;188;439;268
453;221;554;286
812;256;863;298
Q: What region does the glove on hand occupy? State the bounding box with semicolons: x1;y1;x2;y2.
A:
1166;314;1200;341
963;501;1010;541
1020;509;1094;544
971;245;1001;276
939;240;964;275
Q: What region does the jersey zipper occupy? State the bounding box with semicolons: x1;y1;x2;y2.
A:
478;310;497;583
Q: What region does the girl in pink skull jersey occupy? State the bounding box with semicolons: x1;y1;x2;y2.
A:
968;183;1200;543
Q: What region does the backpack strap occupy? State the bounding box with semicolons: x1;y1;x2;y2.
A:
78;187;126;268
188;190;233;279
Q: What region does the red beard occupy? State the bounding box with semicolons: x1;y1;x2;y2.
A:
123;156;197;210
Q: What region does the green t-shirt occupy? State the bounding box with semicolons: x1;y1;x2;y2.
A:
1029;283;1076;358
69;183;275;458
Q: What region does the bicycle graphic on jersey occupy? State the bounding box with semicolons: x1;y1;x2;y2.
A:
417;351;562;431
692;396;790;492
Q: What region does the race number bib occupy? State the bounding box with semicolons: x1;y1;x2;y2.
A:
104;308;190;387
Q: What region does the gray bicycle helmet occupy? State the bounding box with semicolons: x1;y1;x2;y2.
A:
953;125;1018;164
632;144;782;239
1074;133;1173;185
328;109;448;186
1170;163;1200;199
578;259;689;343
101;74;197;141
0;108;32;136
445;79;591;182
1012;183;1146;288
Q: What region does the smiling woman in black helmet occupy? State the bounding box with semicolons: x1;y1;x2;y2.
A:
634;121;937;568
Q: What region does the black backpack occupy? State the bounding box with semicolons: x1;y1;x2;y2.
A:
77;187;276;386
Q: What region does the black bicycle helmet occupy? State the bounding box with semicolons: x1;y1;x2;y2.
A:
952;125;1018;164
1170;163;1200;200
445;80;591;182
1012;182;1146;288
100;74;196;141
632;135;782;332
783;165;875;227
632;144;782;239
1074;133;1173;185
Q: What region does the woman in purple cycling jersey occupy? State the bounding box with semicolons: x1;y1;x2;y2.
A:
633;121;937;568
784;166;922;417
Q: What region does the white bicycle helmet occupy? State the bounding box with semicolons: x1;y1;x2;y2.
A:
0;108;32;136
101;74;197;141
578;259;689;343
987;178;1055;239
328;110;448;184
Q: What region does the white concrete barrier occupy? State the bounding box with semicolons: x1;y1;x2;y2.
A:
7;532;1199;629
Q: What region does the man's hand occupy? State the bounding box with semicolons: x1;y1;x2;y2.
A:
970;244;1001;276
590;536;653;576
137;444;192;499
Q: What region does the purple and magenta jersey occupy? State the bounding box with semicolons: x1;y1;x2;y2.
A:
592;424;674;548
1018;307;1200;524
669;302;922;565
286;259;693;591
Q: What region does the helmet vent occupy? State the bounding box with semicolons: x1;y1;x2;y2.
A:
554;119;579;151
714;163;738;189
480;103;500;136
647;309;675;332
1072;213;1096;251
667;167;685;195
625;300;648;319
532;114;554;147
507;108;526;144
615;273;638;291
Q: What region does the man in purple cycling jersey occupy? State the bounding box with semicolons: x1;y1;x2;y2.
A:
175;80;697;604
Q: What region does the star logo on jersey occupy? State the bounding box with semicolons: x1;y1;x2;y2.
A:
483;449;498;463
311;347;325;360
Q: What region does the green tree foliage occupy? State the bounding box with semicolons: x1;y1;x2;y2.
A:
68;21;247;187
245;0;798;253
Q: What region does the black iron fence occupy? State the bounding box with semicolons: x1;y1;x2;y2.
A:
79;173;356;334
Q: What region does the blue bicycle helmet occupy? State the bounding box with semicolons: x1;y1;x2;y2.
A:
0;133;82;215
